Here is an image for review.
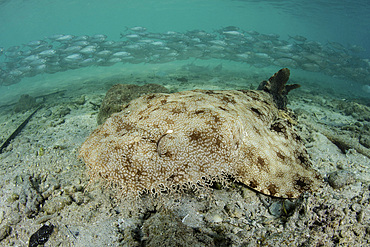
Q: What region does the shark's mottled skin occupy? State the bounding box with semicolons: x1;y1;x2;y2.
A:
79;69;322;198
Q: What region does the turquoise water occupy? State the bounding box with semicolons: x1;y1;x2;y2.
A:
0;0;369;104
0;0;368;50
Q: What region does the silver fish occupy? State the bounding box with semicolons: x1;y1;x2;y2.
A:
39;49;56;57
30;59;47;66
79;46;97;55
127;26;147;32
63;54;84;62
72;41;90;47
56;35;75;42
79;58;96;67
63;46;83;54
112;51;130;58
23;55;40;62
288;35;307;42
26;40;47;47
96;50;113;58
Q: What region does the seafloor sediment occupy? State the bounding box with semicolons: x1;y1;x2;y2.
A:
0;67;369;246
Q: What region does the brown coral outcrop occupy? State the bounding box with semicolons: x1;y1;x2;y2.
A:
97;83;169;125
79;69;322;199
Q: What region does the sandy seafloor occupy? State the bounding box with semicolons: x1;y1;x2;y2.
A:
0;60;369;246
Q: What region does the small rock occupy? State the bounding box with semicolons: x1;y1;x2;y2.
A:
72;192;85;205
141;212;201;247
35;215;54;224
40;175;60;199
351;203;362;212
0;211;4;224
64;185;77;195
225;203;244;218
357;205;370;223
7;193;19;203
181;212;204;228
43;109;52;118
13;94;37;113
42;184;60;199
269;200;296;217
7;211;22;225
327;170;355;189
208;214;223;223
0;225;11;241
50;118;65;127
43;196;72;214
269;202;283;217
54;106;71;118
359;135;370;148
19;175;44;218
75;184;84;192
75;95;86;105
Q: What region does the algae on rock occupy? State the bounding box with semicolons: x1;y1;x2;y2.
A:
97;83;169;125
